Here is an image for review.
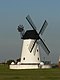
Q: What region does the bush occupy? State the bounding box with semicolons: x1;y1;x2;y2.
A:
52;64;58;68
7;60;15;65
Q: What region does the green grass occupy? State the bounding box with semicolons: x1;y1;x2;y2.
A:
0;64;60;80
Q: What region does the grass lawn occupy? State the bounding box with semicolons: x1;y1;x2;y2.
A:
0;64;60;80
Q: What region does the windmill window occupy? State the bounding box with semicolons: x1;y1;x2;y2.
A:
23;57;25;60
38;58;39;60
37;49;38;52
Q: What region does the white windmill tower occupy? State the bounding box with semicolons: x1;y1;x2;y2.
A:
10;15;50;69
17;15;50;69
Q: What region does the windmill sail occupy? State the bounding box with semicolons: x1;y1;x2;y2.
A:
26;15;37;31
39;20;48;35
39;36;50;55
33;42;38;55
26;15;50;55
28;40;35;52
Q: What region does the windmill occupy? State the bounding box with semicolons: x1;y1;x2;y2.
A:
16;15;50;69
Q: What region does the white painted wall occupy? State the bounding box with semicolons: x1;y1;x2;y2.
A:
10;39;41;69
21;39;40;64
9;64;39;69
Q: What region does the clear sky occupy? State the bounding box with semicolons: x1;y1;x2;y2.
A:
0;0;60;63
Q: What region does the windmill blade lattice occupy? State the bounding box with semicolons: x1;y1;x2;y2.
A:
39;20;48;35
28;40;35;52
39;36;50;55
33;41;38;56
26;15;37;31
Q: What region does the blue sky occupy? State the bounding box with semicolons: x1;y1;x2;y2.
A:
0;0;60;63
